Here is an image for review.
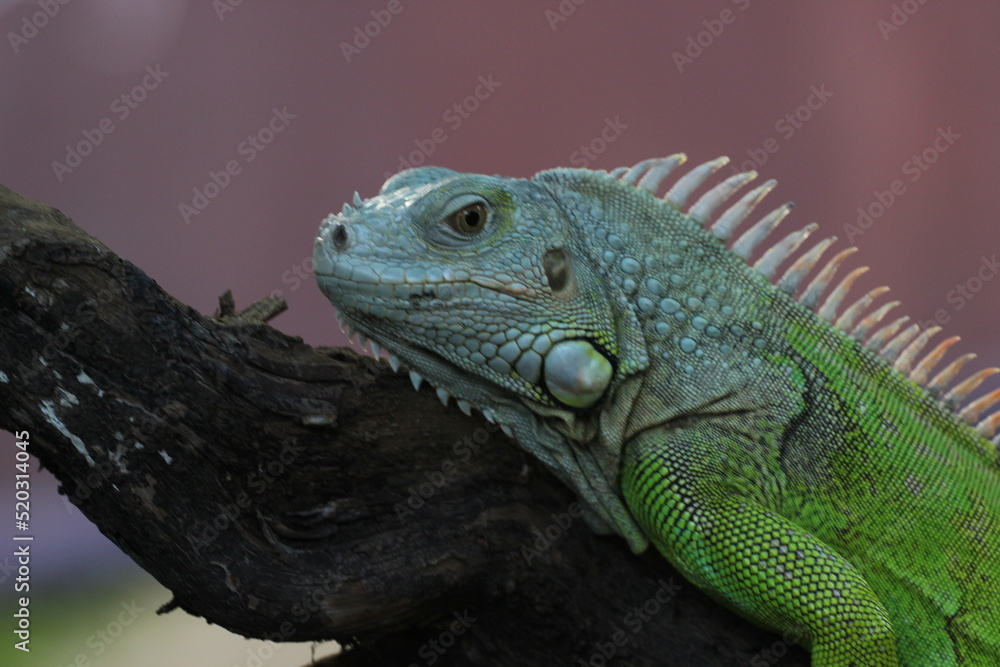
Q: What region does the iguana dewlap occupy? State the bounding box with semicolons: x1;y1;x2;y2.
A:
313;155;1000;665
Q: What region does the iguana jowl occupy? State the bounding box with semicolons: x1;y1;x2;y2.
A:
313;155;1000;665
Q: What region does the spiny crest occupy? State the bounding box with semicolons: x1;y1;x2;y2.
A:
610;155;1000;445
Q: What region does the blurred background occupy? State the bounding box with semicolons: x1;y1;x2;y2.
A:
1;1;999;665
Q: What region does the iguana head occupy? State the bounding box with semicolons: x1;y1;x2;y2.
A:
314;166;633;417
314;165;652;548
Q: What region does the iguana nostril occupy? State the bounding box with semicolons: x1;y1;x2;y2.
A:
331;223;348;251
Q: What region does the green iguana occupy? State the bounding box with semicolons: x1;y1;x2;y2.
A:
312;154;1000;665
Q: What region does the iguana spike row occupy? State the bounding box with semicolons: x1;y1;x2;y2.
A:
619;157;662;185
835;286;890;333
880;324;921;361
943;367;996;404
776;236;835;294
612;156;1000;443
819;266;870;322
893;326;941;375
909;336;961;385
754;223;817;280
709;180;778;240
865;317;909;352
928;354;977;396
664;156;729;207
974;406;1000;437
798;247;857;309
689;171;758;224
959;387;1000;423
634;154;686;192
731;202;794;260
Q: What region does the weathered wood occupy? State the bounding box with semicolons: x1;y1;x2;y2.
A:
0;184;807;666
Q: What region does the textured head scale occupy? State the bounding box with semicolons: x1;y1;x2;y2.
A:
315;164;656;547
314;166;628;414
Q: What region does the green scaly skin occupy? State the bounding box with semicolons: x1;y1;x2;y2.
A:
313;155;1000;665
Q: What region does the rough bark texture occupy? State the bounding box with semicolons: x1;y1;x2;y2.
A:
0;184;808;666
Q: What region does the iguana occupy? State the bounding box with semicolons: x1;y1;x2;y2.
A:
312;154;1000;665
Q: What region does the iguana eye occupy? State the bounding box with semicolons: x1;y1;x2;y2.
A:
446;203;489;235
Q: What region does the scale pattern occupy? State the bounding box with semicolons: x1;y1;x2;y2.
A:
314;155;1000;665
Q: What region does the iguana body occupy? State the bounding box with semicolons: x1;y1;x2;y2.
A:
313;155;1000;665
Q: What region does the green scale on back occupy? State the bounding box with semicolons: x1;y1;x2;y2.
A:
313;154;1000;665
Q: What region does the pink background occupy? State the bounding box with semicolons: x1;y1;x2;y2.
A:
1;1;999;663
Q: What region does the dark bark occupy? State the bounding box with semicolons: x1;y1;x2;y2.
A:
0;184;807;666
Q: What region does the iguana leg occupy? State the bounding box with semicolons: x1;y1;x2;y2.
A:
621;424;898;666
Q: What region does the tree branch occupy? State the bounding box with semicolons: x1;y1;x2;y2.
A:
0;184;807;666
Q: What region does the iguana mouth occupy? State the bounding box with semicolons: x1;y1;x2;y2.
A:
326;308;472;388
314;270;535;304
329;307;515;430
402;279;532;307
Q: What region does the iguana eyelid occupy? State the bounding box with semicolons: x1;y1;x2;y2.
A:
442;193;489;214
432;194;492;243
